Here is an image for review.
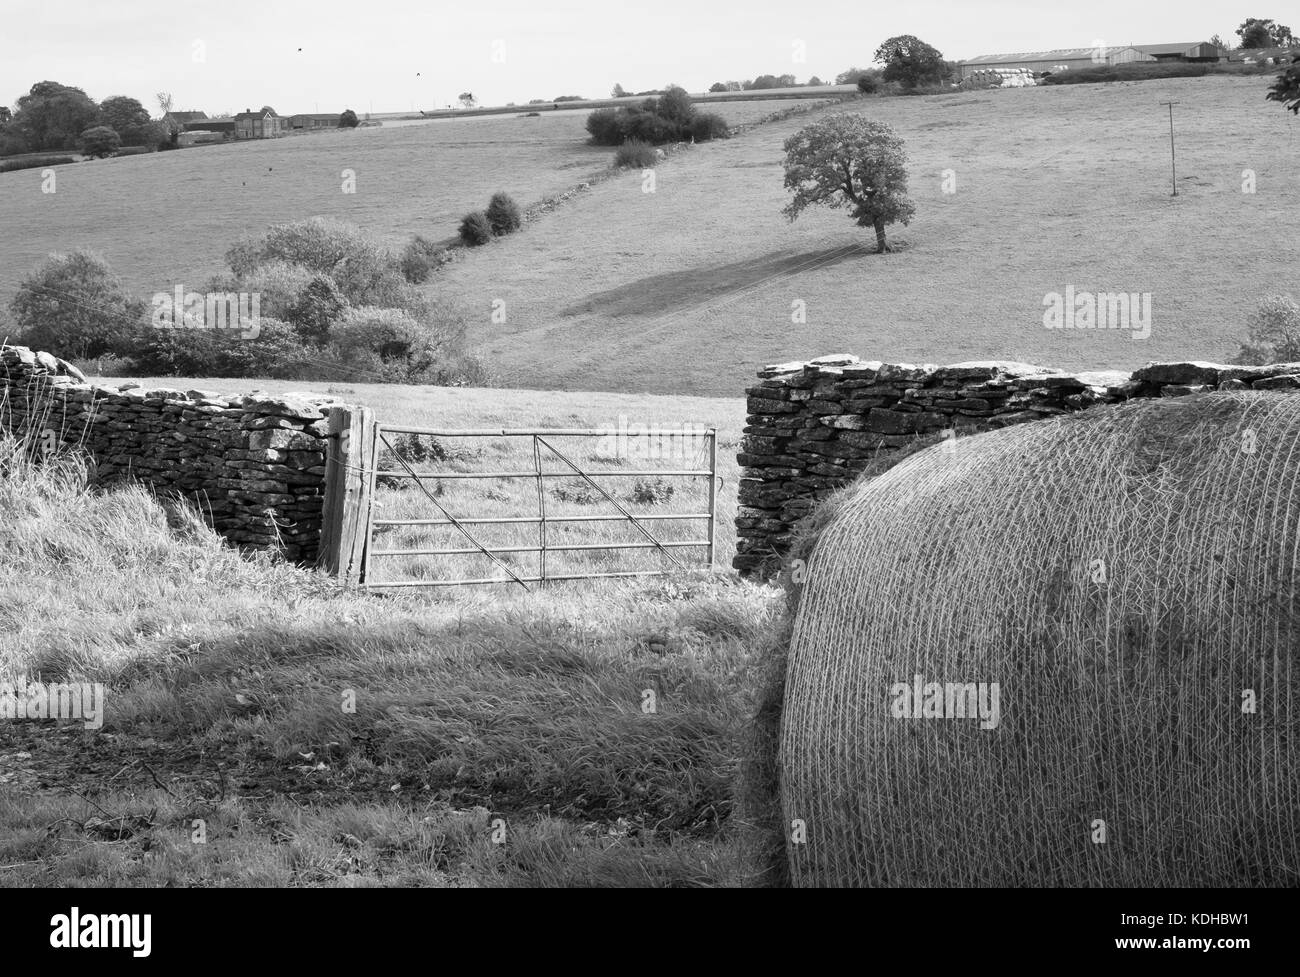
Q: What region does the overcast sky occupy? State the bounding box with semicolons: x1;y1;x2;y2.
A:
2;0;1262;115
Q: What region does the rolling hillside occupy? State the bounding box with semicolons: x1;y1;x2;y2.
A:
439;75;1300;396
0;99;806;311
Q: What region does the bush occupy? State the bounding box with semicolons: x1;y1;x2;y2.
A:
286;274;348;340
131;315;311;378
228;260;316;321
614;140;658;168
192;216;485;385
621;109;683;144
485;192;522;236
79;126;121;159
1233;294;1300;364
226;261;349;340
8;250;145;359
857;75;879;94
399;235;446;284
225;217;396;307
339;109;359;128
328;304;480;383
690;112;730;141
584;87;725;147
586;108;624;146
458;211;493;246
655;86;695;128
630;478;674;505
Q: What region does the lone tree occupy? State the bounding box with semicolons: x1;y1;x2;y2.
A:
782;114;915;253
339;108;359;127
874;35;949;90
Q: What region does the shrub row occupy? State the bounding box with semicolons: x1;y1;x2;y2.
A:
0;154;76;173
1041;61;1275;85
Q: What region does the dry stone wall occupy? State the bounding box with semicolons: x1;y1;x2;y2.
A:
0;344;349;564
736;354;1300;579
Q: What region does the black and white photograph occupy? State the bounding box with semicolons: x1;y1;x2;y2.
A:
0;0;1293;951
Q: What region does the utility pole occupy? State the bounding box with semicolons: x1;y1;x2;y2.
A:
1160;101;1180;196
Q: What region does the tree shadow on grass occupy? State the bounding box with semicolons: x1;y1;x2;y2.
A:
561;241;878;320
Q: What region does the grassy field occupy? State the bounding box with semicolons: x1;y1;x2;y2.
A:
0;98;816;314
0;402;779;887
435;75;1300;395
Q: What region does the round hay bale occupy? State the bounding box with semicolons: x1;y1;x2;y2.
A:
780;392;1300;887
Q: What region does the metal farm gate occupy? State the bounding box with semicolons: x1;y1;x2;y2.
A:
318;408;718;590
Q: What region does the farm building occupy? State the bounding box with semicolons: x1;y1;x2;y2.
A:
959;47;1146;79
163;110;208;130
183;117;235;137
1133;41;1223;62
287;113;340;130
176;130;225;147
958;42;1218;79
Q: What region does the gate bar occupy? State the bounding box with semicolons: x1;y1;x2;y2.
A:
371;469;712;480
371;539;710;558
372;513;711;527
366;568;712;589
377;426;713;438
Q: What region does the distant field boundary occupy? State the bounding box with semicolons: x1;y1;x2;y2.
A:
414;86;858;121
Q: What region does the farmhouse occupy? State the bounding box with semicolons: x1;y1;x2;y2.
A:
234;108;285;139
958;41;1219;79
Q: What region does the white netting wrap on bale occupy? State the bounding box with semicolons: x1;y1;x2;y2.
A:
780;391;1300;886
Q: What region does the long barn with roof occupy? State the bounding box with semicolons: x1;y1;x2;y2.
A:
958;41;1222;80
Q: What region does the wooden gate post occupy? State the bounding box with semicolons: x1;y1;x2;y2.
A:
318;406;375;585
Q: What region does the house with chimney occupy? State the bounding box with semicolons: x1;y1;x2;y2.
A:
233;108;286;139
